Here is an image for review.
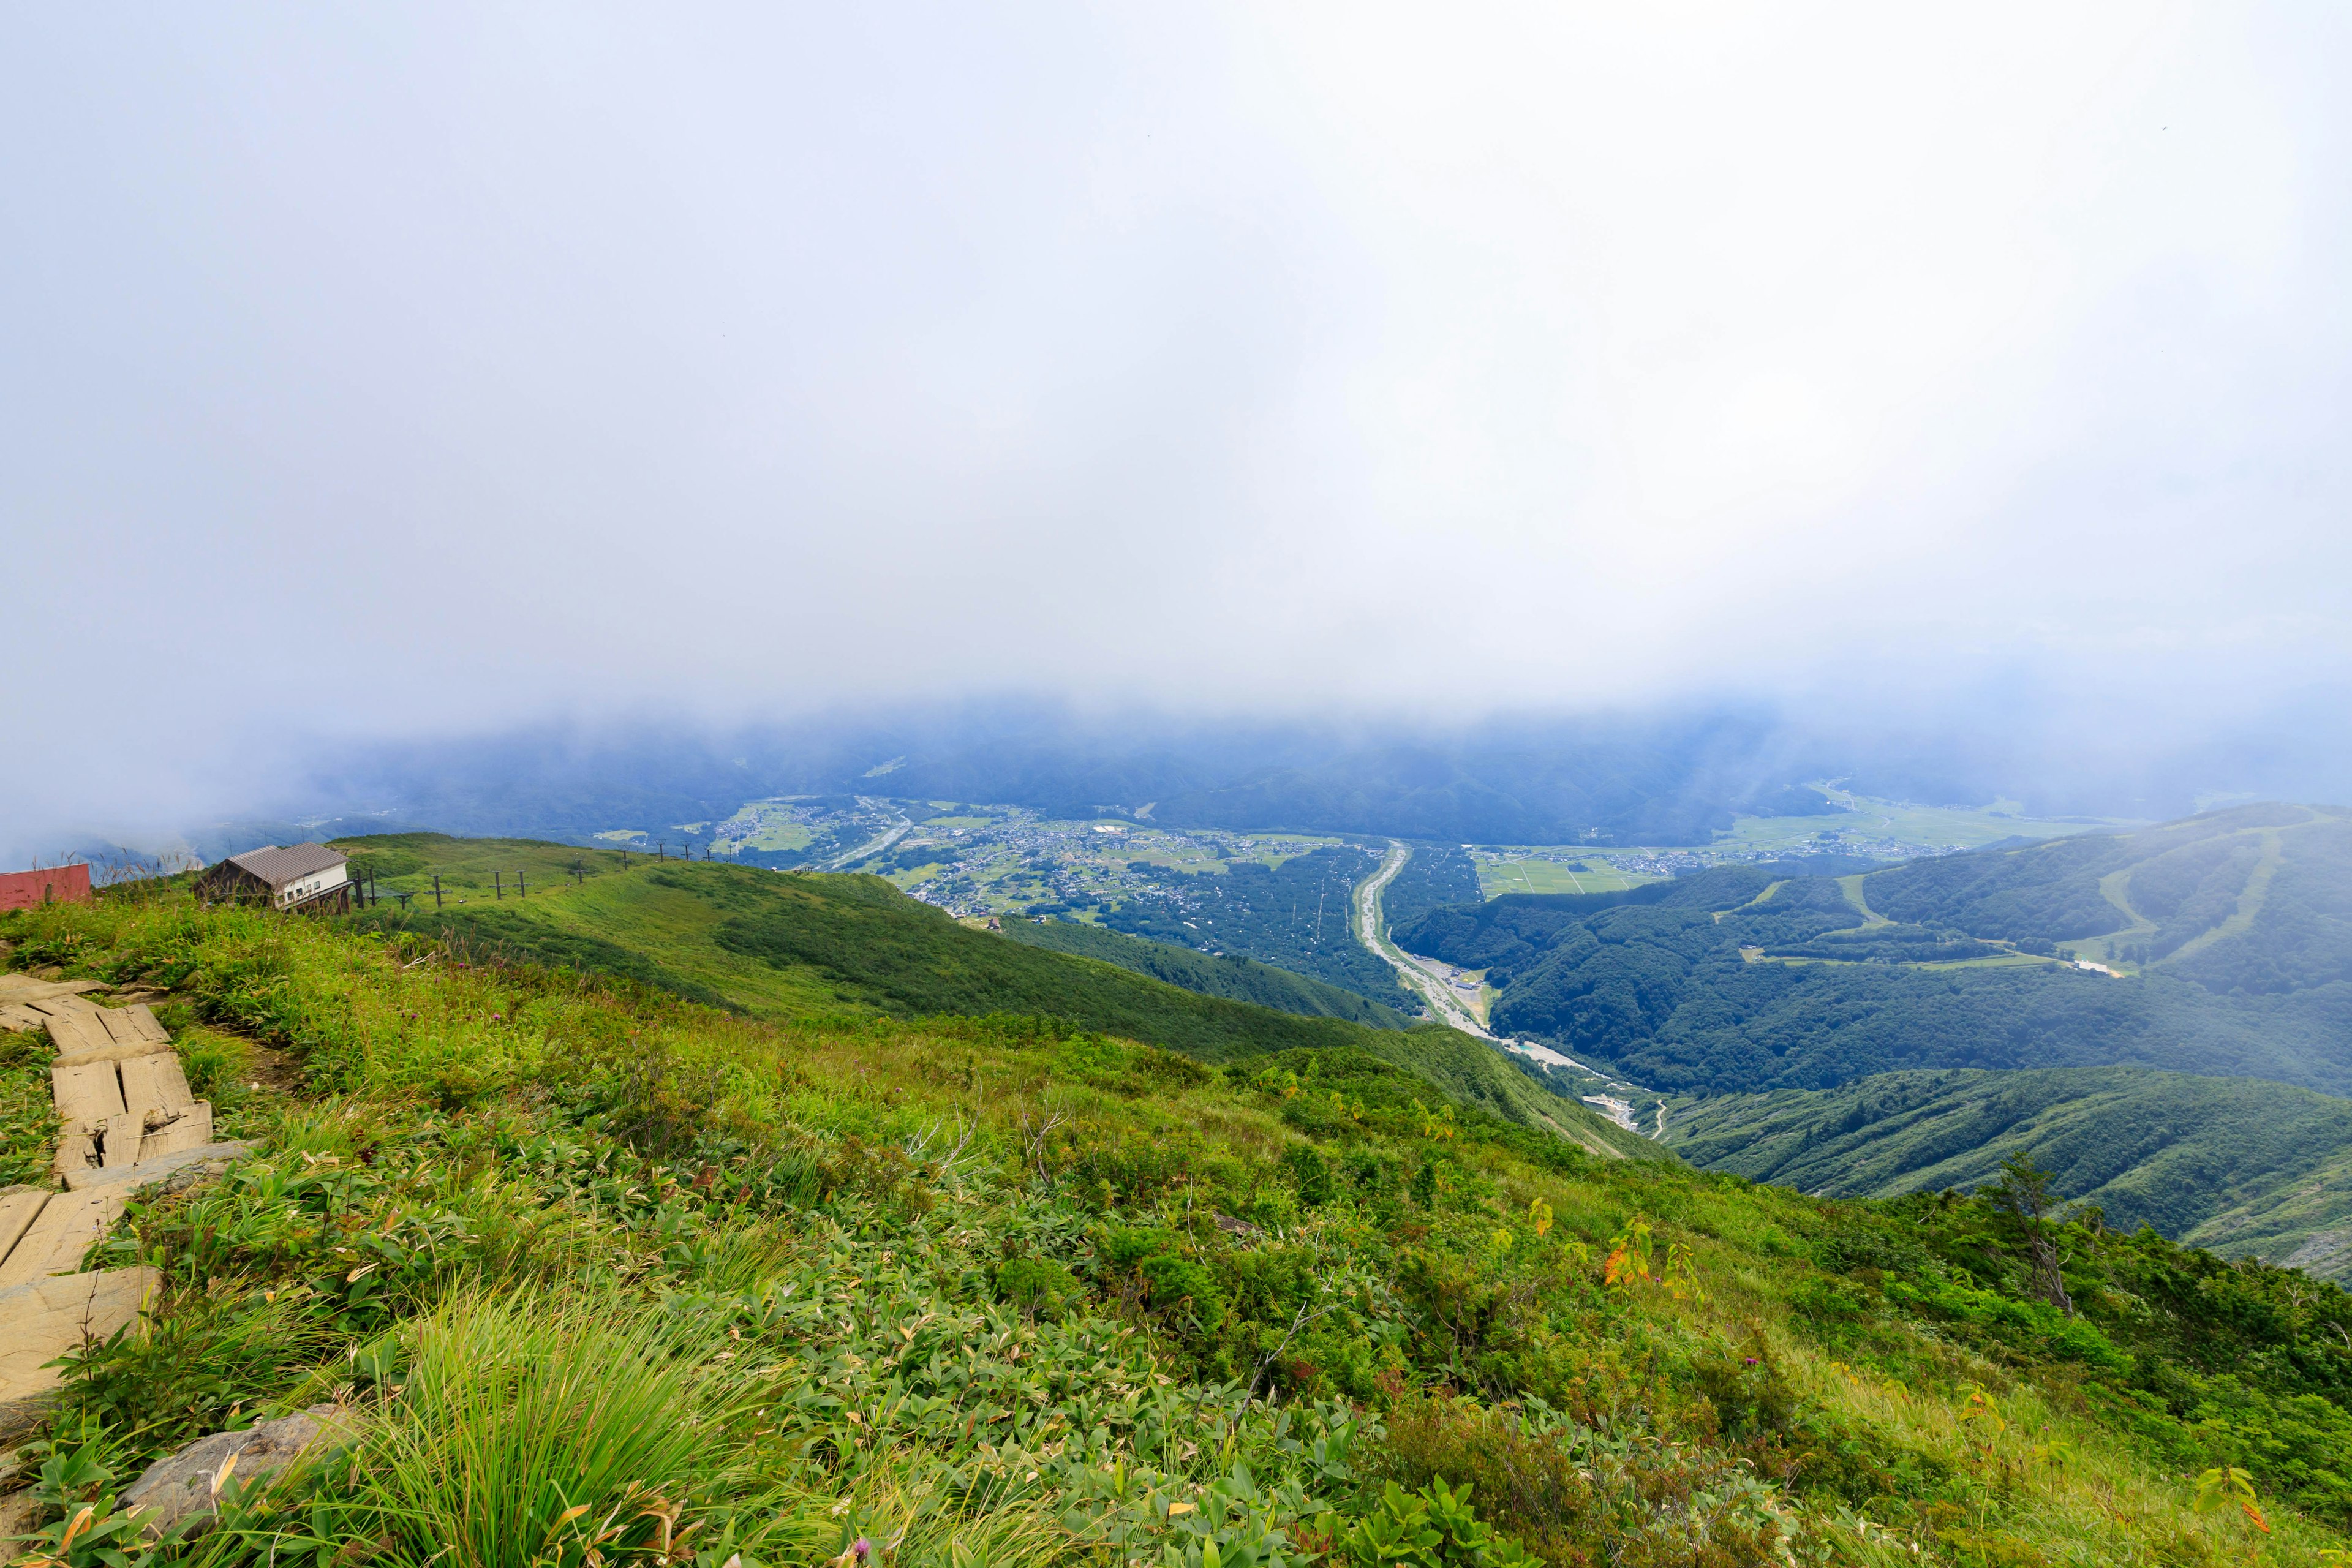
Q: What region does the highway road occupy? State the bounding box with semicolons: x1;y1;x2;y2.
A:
1351;840;1496;1038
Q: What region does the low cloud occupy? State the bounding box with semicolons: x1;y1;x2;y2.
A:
5;4;2348;856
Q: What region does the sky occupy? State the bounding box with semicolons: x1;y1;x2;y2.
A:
6;4;2351;850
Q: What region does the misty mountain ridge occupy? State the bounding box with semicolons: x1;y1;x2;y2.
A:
112;692;2348;875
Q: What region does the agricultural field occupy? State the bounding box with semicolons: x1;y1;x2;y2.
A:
1467;789;2137;900
1469;853;1653;899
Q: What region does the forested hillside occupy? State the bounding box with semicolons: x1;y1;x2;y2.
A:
1376;841;1483;935
1393;806;2352;1098
12;869;2352;1562
1102;844;1411;1006
1862;801;2352;986
1000;916;1418;1029
1661;1066;2352;1276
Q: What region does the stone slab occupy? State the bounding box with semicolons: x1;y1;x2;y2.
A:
0;1267;160;1438
0;1186;126;1287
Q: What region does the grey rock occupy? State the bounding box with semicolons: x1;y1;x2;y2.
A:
119;1403;355;1538
0;1487;39;1546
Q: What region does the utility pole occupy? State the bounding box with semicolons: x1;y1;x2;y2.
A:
495;870;503;900
518;870;527;898
432;874;443;910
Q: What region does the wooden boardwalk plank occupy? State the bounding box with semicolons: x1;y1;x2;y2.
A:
0;1267;159;1434
0;1188;126;1288
51;1061;126;1129
118;1055;194;1115
100;1113;144;1170
37;1006;110;1057
136;1104;213;1163
52;1130;96;1183
51;1040;172;1069
0;1189;49;1275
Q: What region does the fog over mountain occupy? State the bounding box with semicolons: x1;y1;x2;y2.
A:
6;6;2349;858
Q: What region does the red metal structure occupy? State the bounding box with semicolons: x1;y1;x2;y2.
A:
0;863;92;911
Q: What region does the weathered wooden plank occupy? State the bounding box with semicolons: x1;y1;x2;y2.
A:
52;1130;95;1183
50;1040;171;1069
0;1267;159;1434
0;1189;49;1275
65;1141;250;1194
124;1003;171;1044
136;1104;213;1164
50;1061;126;1129
38;1008;110;1058
0;1003;46;1032
0;1188;125;1288
97;1008;145;1047
0;976;107;1002
119;1054;194;1115
100;1113;143;1170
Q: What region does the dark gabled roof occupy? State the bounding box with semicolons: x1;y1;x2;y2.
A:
222;843;347;888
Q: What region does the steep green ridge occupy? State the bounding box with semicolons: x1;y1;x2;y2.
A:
10;876;2352;1560
999;916;1417;1029
1660;1066;2352;1277
1862;801;2352;984
1392;805;2352;1098
336;837;1654;1160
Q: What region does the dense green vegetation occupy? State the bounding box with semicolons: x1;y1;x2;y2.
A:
1106;845;1412;1008
10;874;2352;1562
1861;803;2352;993
1393;809;2352;1099
1000;916;1417;1030
1661;1066;2352;1275
333;839;1649;1159
1376;843;1483;936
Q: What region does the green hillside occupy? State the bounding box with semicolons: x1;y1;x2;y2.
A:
997;916;1418;1029
1862;800;2352;983
9;870;2352;1561
333;835;1654;1161
1391;805;2352;1098
1660;1066;2352;1276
